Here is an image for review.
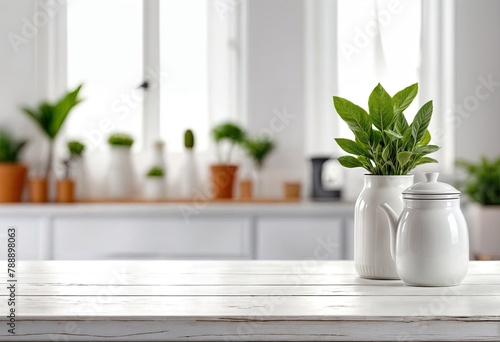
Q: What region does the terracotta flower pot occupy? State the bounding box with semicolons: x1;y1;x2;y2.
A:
57;179;75;203
29;178;48;203
210;164;238;199
0;163;27;203
239;179;253;199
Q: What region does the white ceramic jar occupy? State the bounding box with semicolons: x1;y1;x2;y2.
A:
379;172;469;286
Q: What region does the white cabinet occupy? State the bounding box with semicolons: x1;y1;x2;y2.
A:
53;218;252;260
256;218;343;259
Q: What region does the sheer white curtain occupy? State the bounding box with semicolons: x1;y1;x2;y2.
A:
305;0;455;172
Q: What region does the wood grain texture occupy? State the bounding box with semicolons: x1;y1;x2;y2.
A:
0;260;499;341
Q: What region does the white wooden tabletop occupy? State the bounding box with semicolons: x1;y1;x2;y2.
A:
1;260;499;341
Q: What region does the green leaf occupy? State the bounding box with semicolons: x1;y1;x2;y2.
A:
333;96;371;144
415;144;440;155
415;157;438;166
334;138;368;156
419;130;431;147
397;151;413;166
410;100;433;145
382;145;391;162
368;83;394;131
50;84;83;139
394;113;409;135
384;129;403;141
392;83;418;115
338;156;364;168
370;129;382;148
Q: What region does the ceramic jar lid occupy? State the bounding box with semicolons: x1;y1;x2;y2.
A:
403;172;460;200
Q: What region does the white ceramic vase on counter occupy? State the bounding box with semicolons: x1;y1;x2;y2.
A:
180;150;198;198
107;146;134;198
354;174;414;279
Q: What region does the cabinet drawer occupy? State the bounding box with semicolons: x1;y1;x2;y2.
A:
257;218;343;260
53;218;251;260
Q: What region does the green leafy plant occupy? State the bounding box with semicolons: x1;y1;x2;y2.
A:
68;141;85;157
211;122;246;164
22;84;83;177
184;129;195;149
243;137;275;169
61;141;85;179
0;130;27;163
333;83;440;175
147;166;164;177
108;133;134;147
456;157;500;205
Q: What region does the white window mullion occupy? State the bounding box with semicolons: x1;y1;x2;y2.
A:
143;0;161;149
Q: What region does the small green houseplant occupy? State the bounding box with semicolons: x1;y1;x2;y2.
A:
333;83;440;279
144;166;165;200
146;166;164;178
457;156;500;259
210;122;246;199
61;141;85;179
457;157;500;205
57;141;85;203
180;129;199;198
22;84;83;179
241;137;275;198
184;129;195;150
22;85;83;202
212;122;246;164
107;133;135;198
242;137;275;170
108;133;134;147
0;130;28;202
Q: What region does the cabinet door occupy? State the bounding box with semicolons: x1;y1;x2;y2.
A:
257;218;343;260
0;218;40;260
52;217;251;260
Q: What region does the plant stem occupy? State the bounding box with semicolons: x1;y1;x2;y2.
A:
45;140;53;179
227;143;234;164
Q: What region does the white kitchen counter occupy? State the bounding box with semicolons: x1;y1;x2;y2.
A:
0;260;498;341
0;201;354;217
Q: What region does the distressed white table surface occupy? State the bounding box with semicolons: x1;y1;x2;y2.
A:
0;260;499;341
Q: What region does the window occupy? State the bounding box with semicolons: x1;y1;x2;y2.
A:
66;0;144;151
62;0;243;153
305;0;455;172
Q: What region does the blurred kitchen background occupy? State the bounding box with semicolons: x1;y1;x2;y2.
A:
0;0;498;261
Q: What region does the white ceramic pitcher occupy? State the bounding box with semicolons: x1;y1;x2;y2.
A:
379;172;469;286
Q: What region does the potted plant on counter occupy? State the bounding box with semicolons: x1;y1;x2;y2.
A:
0;130;28;202
241;137;275;197
57;141;85;203
22;84;83;202
211;122;246;199
144;166;165;200
180;129;199;198
107;133;135;198
333;83;440;279
457;156;500;259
